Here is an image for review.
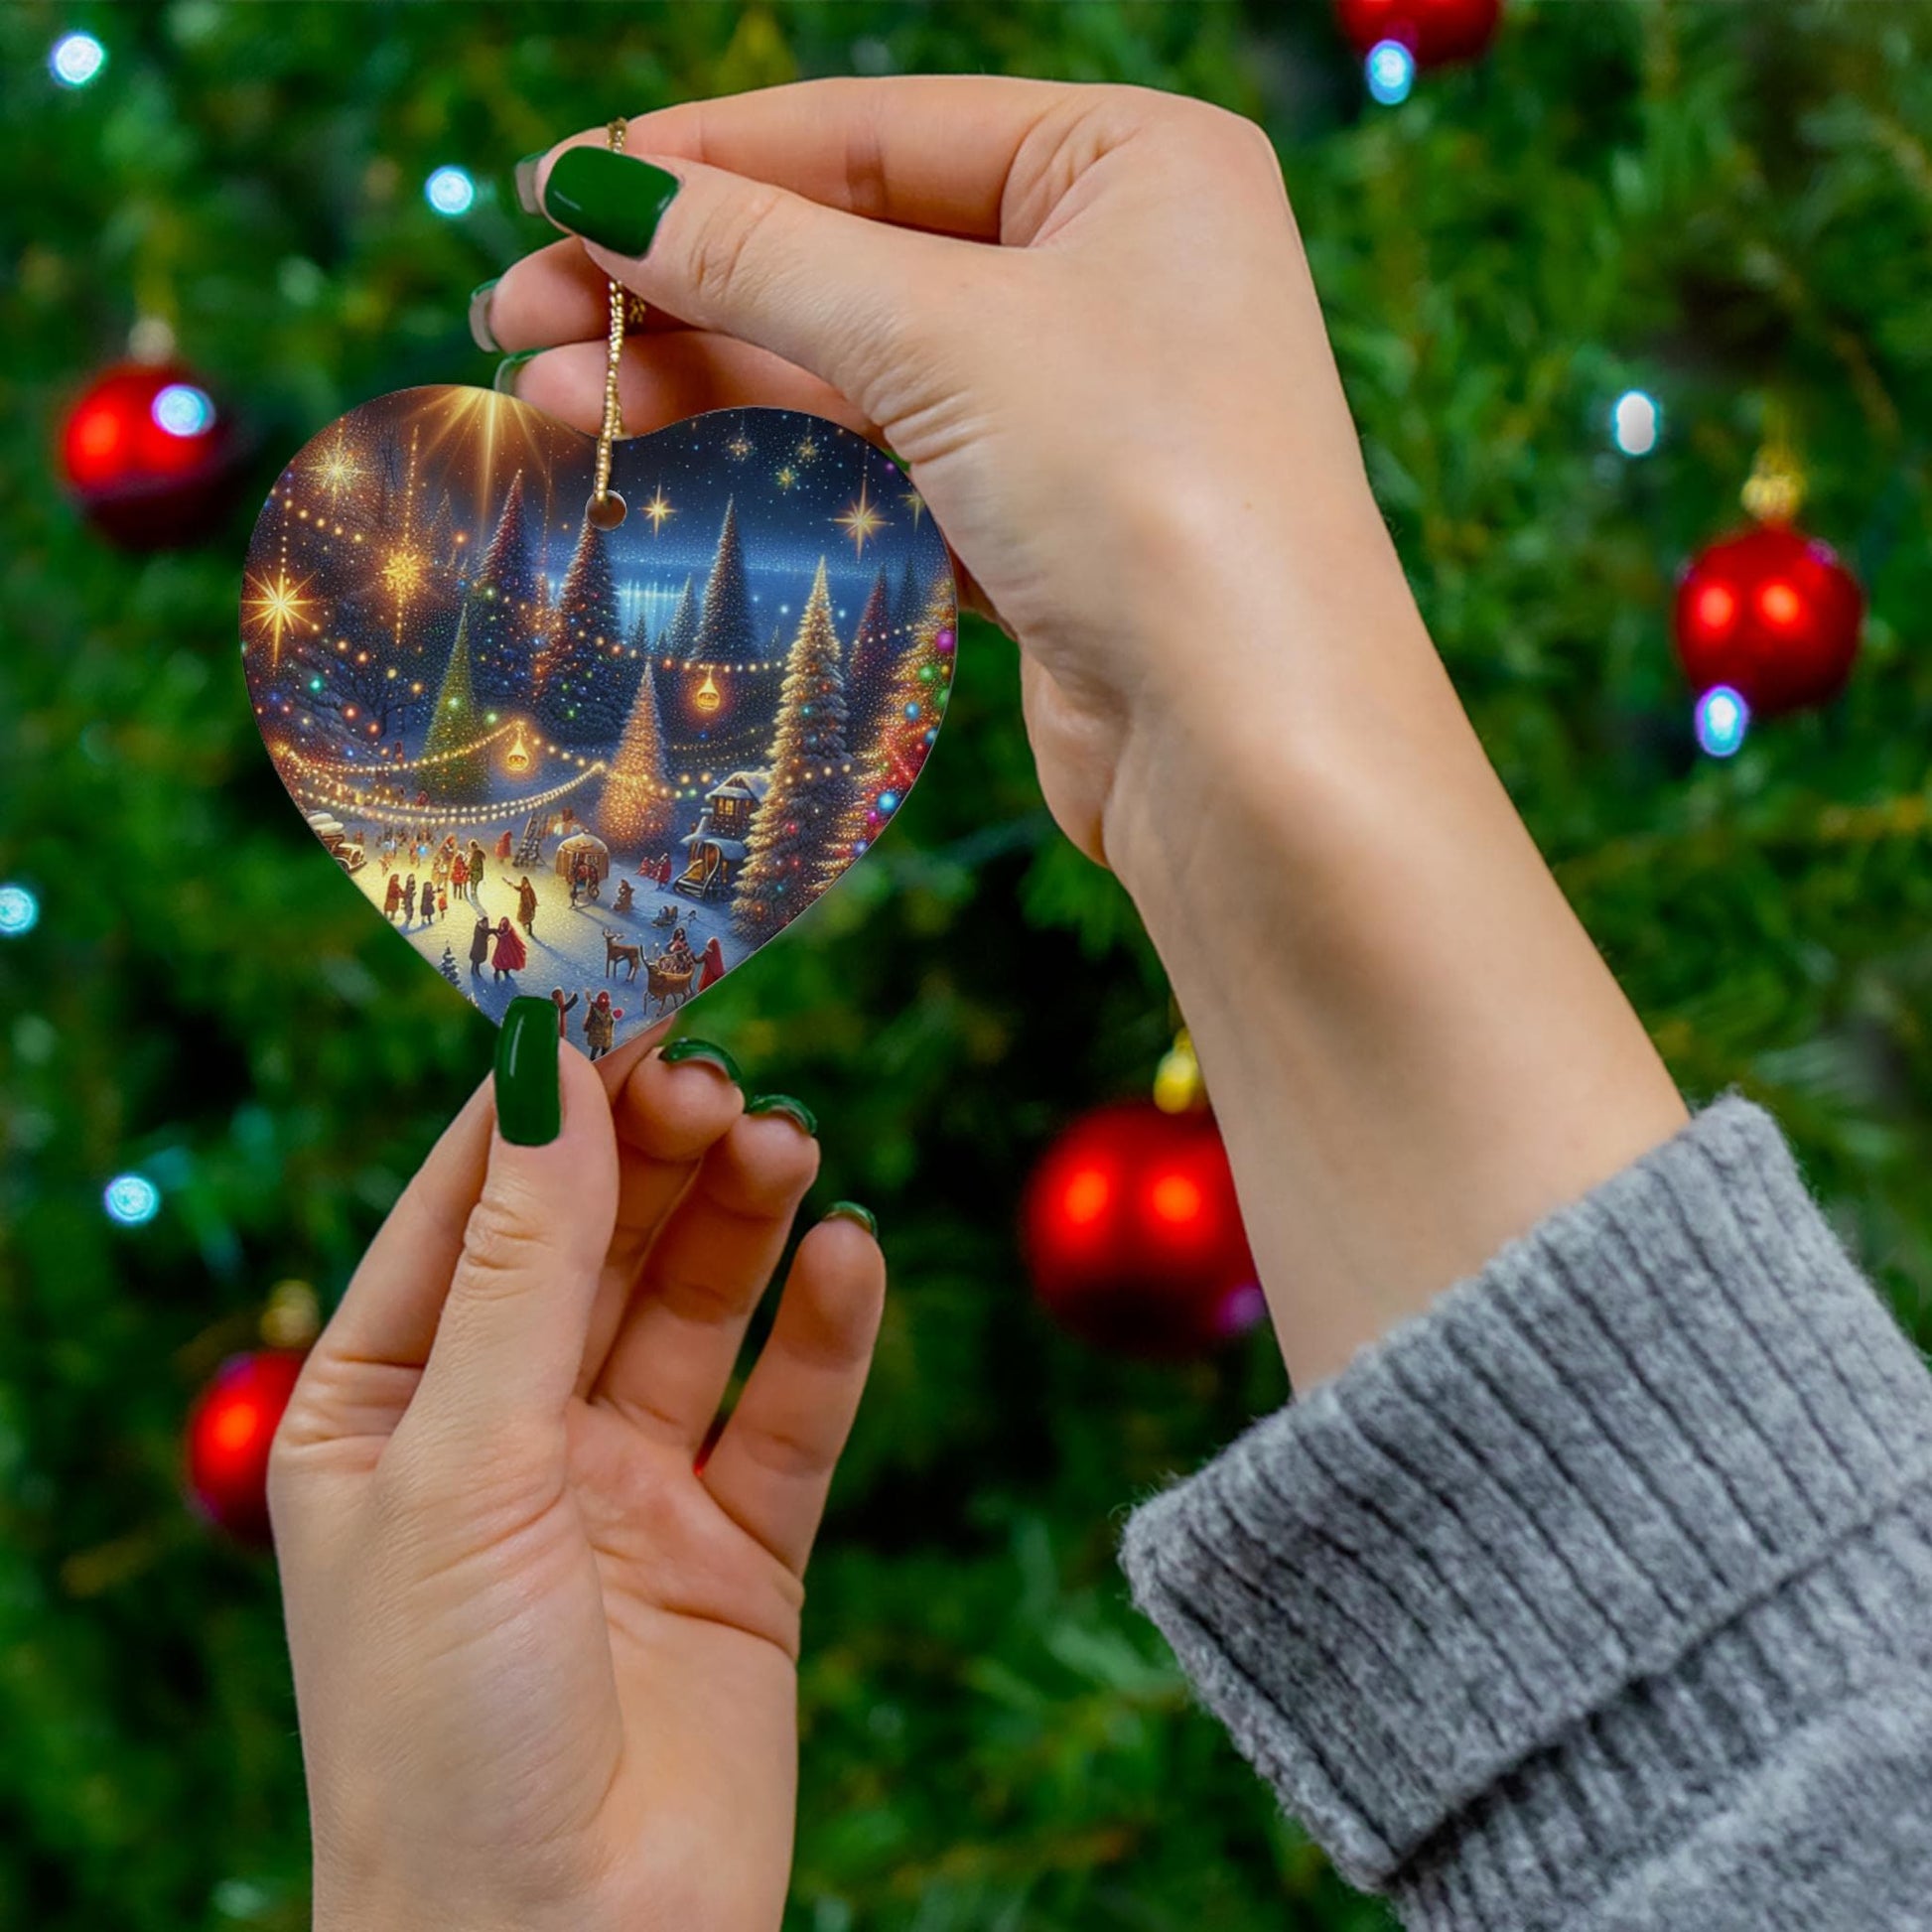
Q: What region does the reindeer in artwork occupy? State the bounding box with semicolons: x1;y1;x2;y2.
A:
602;929;642;981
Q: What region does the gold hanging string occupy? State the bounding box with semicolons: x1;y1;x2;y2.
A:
589;117;638;527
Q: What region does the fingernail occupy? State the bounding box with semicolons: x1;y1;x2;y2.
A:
747;1093;817;1137
493;349;539;397
495;997;561;1146
541;146;681;257
658;1036;742;1085
513;151;546;215
823;1200;878;1238
468;278;501;353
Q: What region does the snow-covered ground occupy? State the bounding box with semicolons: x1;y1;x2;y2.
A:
349;830;752;1050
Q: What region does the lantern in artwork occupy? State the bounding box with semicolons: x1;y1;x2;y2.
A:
693;669;723;715
504;725;531;774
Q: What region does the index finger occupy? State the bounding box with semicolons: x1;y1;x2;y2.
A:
535;73;1084;244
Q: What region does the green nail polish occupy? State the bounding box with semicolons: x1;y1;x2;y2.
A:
747;1093;818;1137
824;1200;878;1238
468;278;501;354
541;146;681;257
513;152;547;215
493;349;538;396
495;997;561;1146
659;1036;743;1085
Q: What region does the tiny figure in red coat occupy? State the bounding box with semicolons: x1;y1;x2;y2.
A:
383;873;403;921
656;852;673;890
698;935;726;991
494;828;514;861
490;915;527;982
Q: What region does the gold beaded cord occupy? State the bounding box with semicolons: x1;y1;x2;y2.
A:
589;117;635;527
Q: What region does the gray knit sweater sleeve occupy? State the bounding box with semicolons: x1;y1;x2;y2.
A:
1119;1097;1932;1930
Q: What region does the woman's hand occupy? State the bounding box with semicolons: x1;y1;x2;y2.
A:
483;76;1685;1391
270;1011;883;1932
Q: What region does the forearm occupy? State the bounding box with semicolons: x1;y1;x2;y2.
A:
1103;503;1686;1389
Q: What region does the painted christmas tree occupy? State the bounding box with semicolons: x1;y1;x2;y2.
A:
597;659;676;858
844;566;896;752
823;571;954;879
420;598;490;802
692;496;757;664
536;509;625;745
659;573;700;661
734;556;851;942
891;551;923;646
437;943;463;988
469;471;545;709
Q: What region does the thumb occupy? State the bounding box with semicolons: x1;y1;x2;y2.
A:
530;140;969;423
407;998;619;1447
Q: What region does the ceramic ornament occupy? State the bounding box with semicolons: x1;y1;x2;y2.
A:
241;388;954;1050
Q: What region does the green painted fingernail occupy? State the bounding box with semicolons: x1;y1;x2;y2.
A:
492;349;538;396
541;146;681;257
824;1200;877;1238
495;997;561;1146
747;1093;818;1137
659;1036;742;1085
513;152;545;215
468;279;501;353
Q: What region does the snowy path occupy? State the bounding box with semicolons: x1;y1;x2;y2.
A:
351;835;751;1051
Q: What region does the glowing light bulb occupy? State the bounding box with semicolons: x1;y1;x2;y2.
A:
1611;389;1660;457
1365;40;1416;105
103;1173;161;1226
152;383;215;438
0;884;39;936
50;31;105;87
1694;684;1749;759
425;166;477;216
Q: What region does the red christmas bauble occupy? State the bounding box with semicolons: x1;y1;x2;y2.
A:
184;1349;306;1544
60;360;244;549
1334;0;1501;66
1022;1101;1264;1358
1673;523;1863;718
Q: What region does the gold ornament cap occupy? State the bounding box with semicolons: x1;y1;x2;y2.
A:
260;1278;322;1350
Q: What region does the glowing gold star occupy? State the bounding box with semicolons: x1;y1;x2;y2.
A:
642;485;674;534
774;464;797;490
902;486;925;529
795;435;818;465
835;475;886;559
311;430;361;505
243;565;319;668
725;430;752;460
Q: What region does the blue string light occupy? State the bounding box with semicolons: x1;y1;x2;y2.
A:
50;31;105;87
1365;41;1416;106
1611;389;1661;457
425;166;477;216
0;884;40;936
152;383;215;438
103;1173;162;1227
1695;685;1749;759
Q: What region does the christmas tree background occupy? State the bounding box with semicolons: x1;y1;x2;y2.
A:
4;6;1932;1931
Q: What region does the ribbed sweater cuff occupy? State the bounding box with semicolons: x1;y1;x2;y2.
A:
1119;1096;1932;1916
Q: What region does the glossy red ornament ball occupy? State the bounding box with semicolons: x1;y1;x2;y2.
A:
60;360;243;549
1673;523;1863;717
1022;1101;1264;1358
184;1349;306;1544
1333;0;1501;66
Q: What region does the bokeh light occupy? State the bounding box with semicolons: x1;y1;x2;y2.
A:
1365;41;1416;105
424;165;477;216
0;884;39;937
1694;684;1749;759
103;1173;162;1226
152;383;215;438
1612;389;1661;457
50;32;105;87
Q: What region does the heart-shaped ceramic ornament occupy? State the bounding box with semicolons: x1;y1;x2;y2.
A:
242;389;955;1051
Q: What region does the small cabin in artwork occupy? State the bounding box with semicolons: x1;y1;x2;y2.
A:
674;769;770;898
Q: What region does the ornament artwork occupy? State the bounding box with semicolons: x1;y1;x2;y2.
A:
1673;439;1863;726
1022;1100;1264;1359
241;391;954;1051
62;359;246;549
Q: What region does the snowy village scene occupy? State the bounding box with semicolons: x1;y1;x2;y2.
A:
241;388;956;1054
